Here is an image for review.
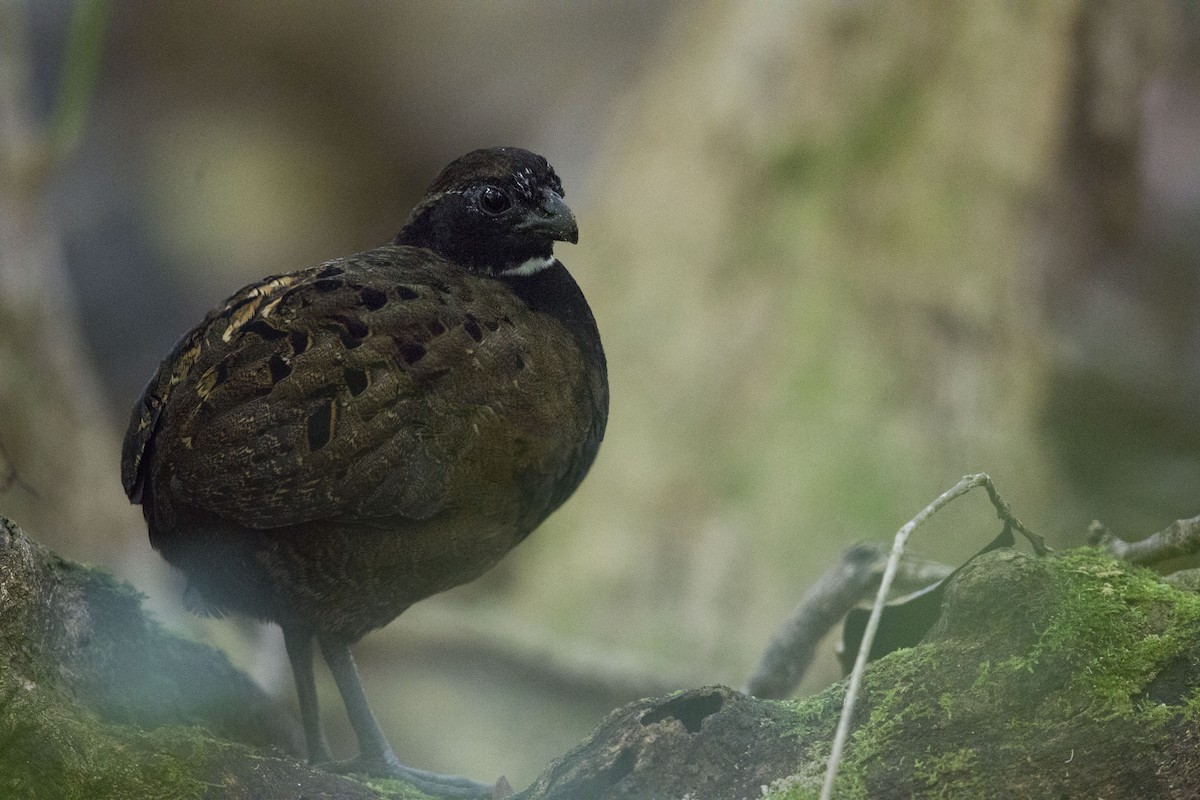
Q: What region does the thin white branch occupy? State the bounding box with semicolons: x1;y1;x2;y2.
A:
819;473;1047;800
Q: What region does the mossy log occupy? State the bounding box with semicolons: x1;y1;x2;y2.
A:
3;514;1199;799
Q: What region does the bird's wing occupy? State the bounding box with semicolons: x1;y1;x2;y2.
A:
123;246;567;529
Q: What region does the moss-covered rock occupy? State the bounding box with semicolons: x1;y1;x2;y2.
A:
519;548;1200;799
0;516;431;799
6;510;1200;799
806;548;1200;799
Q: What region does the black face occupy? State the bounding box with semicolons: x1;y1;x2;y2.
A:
394;147;578;276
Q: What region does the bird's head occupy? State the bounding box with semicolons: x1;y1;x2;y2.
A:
395;147;578;277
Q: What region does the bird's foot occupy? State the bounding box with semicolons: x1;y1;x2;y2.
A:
319;752;498;798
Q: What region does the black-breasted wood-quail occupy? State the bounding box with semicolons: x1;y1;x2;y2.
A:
121;147;608;797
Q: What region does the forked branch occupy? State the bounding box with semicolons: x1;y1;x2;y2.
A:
820;473;1049;800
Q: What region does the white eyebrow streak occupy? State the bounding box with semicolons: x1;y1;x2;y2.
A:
500;255;557;277
514;168;534;194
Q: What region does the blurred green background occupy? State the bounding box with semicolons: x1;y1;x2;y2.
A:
3;0;1199;789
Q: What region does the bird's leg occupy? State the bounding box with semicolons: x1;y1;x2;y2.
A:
317;635;492;798
282;626;332;764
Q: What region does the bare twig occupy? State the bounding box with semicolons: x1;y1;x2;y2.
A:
820;473;1047;800
743;544;952;699
1089;515;1200;566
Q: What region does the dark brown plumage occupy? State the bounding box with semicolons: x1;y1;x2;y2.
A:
121;148;607;796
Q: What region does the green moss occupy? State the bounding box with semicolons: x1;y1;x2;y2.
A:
761;777;821;800
831;645;952;798
769;549;1200;798
0;670;211;800
911;748;984;798
359;776;439;800
787;690;842;733
996;550;1200;716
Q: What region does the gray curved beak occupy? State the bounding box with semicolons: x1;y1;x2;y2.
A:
517;189;579;244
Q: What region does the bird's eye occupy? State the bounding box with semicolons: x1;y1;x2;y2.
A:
478;186;512;215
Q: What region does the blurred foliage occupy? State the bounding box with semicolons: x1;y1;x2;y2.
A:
48;0;107;155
